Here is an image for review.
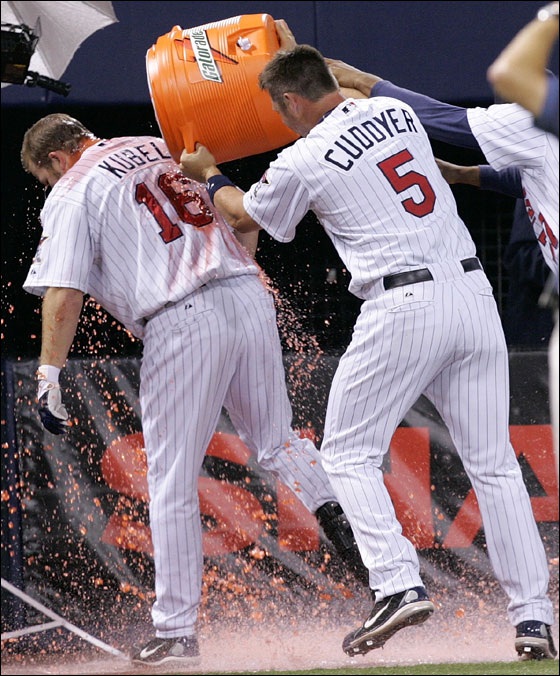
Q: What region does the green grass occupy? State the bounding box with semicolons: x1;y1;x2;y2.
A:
179;661;558;676
261;661;558;675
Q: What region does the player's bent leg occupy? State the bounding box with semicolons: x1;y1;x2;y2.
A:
320;296;433;601
224;275;368;583
321;294;439;652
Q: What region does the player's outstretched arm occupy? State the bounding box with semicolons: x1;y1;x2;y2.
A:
435;159;523;197
435;159;481;186
180;145;260;234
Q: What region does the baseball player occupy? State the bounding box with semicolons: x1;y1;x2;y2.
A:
21;114;367;668
179;43;555;660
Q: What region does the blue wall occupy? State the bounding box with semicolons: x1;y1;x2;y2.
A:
2;1;556;106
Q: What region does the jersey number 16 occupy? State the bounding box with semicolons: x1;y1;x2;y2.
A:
135;171;214;243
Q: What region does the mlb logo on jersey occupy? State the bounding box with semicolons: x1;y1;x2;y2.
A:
342;101;357;114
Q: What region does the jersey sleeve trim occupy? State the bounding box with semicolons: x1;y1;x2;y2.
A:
22;280;88;297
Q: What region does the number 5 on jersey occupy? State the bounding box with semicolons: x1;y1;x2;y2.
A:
378;149;436;218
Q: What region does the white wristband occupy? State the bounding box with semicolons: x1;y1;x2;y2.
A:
37;364;61;384
537;2;559;21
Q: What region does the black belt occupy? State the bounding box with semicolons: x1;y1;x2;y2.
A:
383;257;481;290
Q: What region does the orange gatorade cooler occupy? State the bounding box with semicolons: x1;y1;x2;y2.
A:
146;14;299;165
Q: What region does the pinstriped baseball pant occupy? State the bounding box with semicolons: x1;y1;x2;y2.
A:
321;261;553;626
139;274;336;637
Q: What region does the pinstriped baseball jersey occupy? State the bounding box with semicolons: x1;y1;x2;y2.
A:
23;136;259;338
243;97;476;299
467;103;559;273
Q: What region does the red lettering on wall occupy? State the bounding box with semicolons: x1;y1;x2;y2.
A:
102;432;149;500
443;425;558;548
99;425;557;556
102;508;154;555
101;431;263;555
510;425;558;520
277;481;319;551
198;477;264;556
206;431;251;465
384;427;434;548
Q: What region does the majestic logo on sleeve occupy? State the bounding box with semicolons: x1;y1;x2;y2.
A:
190;29;223;83
251;171;270;200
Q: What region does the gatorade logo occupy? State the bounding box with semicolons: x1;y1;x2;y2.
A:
190;29;222;83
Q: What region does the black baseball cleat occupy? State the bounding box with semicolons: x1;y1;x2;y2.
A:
343;586;434;656
131;635;201;666
315;501;369;586
515;621;557;660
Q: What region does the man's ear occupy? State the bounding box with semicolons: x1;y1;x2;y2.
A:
283;91;300;114
47;150;70;172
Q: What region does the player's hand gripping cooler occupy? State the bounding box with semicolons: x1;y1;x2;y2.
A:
146;14;299;165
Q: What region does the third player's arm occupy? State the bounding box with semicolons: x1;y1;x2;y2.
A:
436;159;524;197
326;58;382;97
435;159;481;186
327;60;481;150
487;3;559;117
